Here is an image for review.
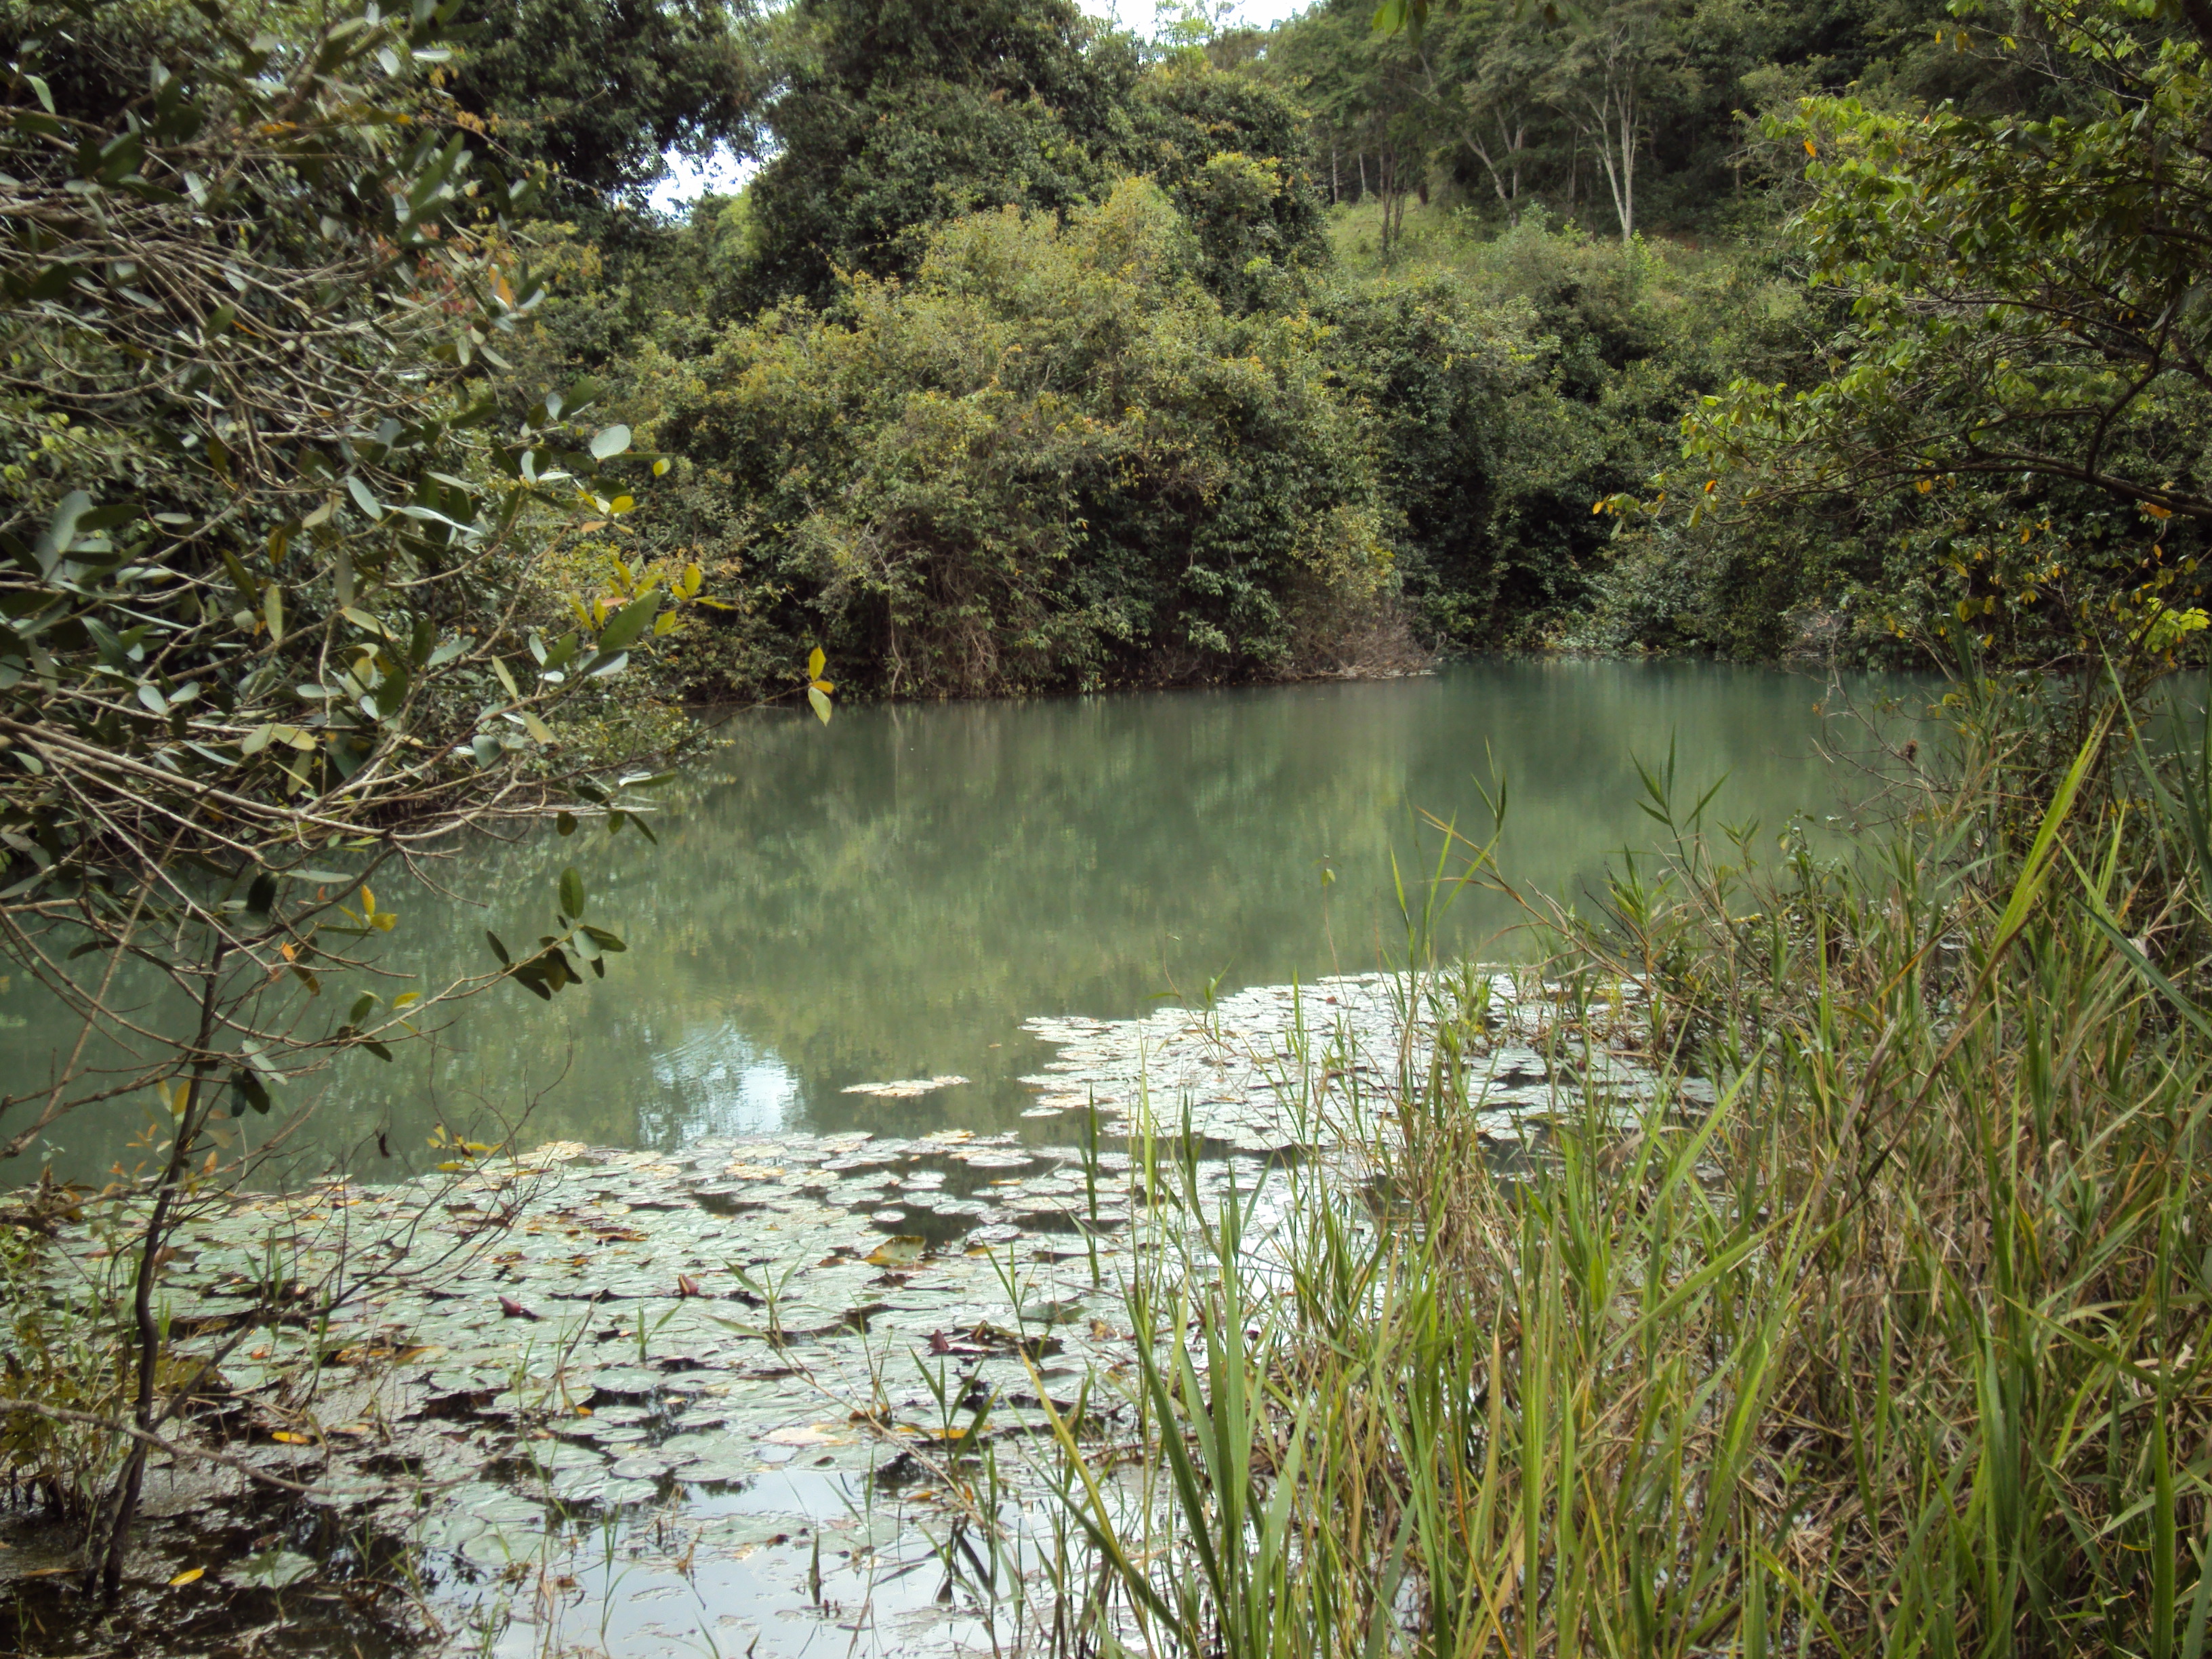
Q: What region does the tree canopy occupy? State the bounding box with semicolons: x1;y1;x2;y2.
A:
444;0;764;205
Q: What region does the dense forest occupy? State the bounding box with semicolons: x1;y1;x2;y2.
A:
5;0;2208;704
469;0;2212;698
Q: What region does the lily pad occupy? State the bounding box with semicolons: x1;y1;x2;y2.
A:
236;1549;316;1590
865;1235;927;1268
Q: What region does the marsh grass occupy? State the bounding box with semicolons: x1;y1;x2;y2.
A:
1043;675;2212;1658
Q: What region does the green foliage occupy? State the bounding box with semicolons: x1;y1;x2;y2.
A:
0;0;786;1173
1618;0;2212;668
1124;56;1332;311
1318;208;1821;651
646;180;1396;697
0;1198;117;1518
731;0;1142;308
443;0;762;206
728;0;1327;316
1306;0;2026;239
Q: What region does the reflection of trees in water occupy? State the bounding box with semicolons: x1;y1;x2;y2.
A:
13;663;1907;1177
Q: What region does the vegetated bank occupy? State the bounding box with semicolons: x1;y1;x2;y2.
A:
481;0;2106;705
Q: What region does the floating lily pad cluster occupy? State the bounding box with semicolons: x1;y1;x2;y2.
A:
1015;970;1702;1150
24;968;1691;1655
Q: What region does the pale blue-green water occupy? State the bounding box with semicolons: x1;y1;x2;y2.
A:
3;658;1920;1180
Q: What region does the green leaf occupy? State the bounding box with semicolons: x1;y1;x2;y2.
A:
595;590;660;653
345;475;383;520
588;424;632;461
558;867;585;920
808;685;833;725
232;1069;273;1115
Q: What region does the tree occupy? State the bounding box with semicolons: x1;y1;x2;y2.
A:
1673;0;2212;658
1538;0;1696;245
444;0;765;206
1447;0;1553;207
0;0;794;1595
1122;56;1331;309
650;181;1397;696
730;0;1141;307
726;0;1330;313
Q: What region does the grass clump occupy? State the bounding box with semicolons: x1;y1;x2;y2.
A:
1046;676;2212;1658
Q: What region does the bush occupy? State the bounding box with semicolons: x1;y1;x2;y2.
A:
644;180;1400;697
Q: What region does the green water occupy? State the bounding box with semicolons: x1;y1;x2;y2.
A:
4;659;1919;1181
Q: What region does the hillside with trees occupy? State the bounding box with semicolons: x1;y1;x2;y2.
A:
422;0;2193;698
8;0;2204;697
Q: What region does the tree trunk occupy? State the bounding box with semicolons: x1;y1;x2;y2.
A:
1470;115;1528;205
1580;66;1639;245
89;947;227;1601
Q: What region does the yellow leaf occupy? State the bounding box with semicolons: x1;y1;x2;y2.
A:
169;1568;204;1586
808;647;826;680
1916;478;1934;493
609;495;635;515
270;1431;310;1445
1803;138;1816;157
520;710;557;745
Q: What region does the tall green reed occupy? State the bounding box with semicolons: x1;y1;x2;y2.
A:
1045;673;2212;1659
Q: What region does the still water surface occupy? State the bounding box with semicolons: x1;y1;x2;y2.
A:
7;659;1918;1179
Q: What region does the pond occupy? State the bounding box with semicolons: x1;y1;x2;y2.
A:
1;655;1931;1658
4;657;1919;1183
